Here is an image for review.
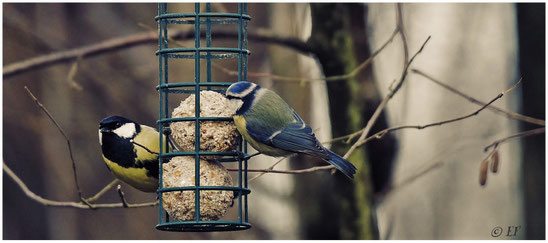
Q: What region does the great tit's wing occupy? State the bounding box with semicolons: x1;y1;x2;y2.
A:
132;125;161;179
267;111;330;159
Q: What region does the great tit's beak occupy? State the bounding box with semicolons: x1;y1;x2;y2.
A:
100;127;111;133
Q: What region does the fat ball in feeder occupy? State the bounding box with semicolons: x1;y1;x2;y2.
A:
162;156;234;221
170;90;239;160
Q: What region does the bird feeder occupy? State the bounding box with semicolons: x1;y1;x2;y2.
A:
156;3;251;231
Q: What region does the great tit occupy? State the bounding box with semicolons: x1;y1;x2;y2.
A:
98;116;159;192
225;81;357;179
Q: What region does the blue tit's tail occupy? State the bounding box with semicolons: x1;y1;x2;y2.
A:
325;149;357;179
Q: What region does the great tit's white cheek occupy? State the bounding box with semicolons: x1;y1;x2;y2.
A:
227;99;243;115
113;123;137;139
98;130;103;145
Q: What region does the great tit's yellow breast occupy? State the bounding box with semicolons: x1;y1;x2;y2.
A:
101;125;160;192
233;115;289;157
103;156;158;192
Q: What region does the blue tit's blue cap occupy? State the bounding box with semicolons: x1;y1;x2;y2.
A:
226;81;260;98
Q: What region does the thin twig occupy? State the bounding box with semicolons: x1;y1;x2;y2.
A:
3;160;91;208
248;155;296;182
322;129;363;144
356;78;523;147
396;3;409;65
484;127;545;152
85;179;119;203
343;36;431;160
412;69;545;126
24;86;87;205
3;160;158;209
117;185;130;208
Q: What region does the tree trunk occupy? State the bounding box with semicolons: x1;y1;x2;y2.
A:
307;3;378;240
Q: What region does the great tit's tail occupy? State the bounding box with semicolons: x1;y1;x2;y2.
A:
325;149;357;179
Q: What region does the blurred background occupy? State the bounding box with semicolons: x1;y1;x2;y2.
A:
3;2;545;240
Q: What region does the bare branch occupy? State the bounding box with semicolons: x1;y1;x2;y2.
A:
5;31;157;77
342;36;431;160
3;160;90;208
412;69;545;126
4;28;313;78
356;78;523;147
24;86;86;204
484;127;545;152
3;160;159;209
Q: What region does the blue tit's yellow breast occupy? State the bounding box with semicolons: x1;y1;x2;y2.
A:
233;115;289;157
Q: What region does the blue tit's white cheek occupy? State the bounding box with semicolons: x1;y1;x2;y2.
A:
227;99;243;115
113;123;137;139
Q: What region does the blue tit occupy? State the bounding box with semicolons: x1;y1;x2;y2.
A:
225;81;357;179
98;116;159;192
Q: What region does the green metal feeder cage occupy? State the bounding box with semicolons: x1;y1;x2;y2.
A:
155;3;251;232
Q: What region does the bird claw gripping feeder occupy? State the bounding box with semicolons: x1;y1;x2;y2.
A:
156;3;251;231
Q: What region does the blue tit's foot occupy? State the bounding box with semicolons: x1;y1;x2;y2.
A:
245;152;261;159
233;150;261;160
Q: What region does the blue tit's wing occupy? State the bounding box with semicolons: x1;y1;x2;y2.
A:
244;102;357;179
266;110;330;159
242;89;300;147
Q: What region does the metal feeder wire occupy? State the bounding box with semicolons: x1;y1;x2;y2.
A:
155;3;251;232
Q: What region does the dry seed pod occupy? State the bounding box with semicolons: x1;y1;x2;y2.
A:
491;150;500;173
479;157;489;186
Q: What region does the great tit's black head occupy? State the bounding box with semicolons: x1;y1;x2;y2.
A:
99;116;140;139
